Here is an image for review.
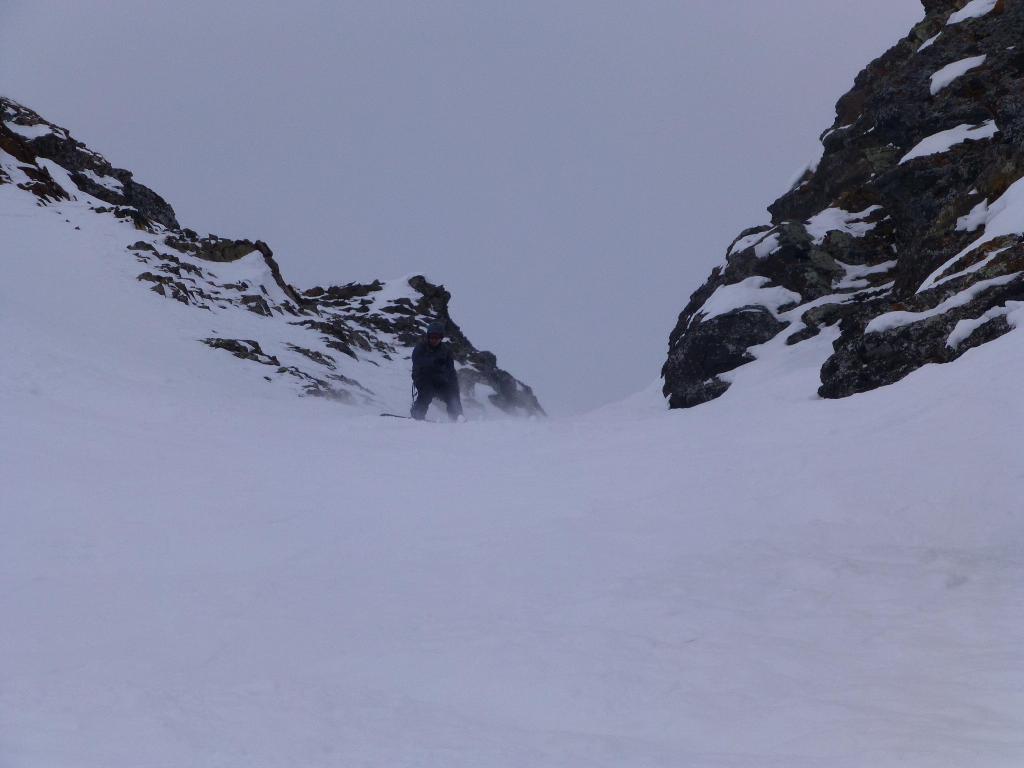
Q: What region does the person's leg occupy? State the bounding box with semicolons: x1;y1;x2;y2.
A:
443;381;464;421
410;382;434;420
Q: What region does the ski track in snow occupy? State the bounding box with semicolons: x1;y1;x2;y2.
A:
2;169;1024;767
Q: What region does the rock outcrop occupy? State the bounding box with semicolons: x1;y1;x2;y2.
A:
1;97;544;417
664;0;1024;408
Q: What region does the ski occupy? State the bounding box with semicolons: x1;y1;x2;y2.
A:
380;413;460;423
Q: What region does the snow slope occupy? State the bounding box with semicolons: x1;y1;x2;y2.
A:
0;96;543;420
3;150;1024;766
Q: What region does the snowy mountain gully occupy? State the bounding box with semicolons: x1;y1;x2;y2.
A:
2;0;1023;766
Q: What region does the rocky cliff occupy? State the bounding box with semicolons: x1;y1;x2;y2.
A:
0;96;544;417
664;0;1024;408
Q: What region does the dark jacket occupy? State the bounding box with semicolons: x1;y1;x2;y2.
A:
412;340;457;388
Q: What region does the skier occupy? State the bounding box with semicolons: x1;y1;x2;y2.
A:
410;320;464;422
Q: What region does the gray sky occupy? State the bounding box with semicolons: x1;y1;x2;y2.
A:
2;1;922;414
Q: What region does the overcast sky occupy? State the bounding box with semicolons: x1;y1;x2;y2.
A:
1;1;923;414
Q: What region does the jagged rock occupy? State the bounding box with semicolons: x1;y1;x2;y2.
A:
18;164;70;203
664;0;1024;407
304;281;384;303
287;344;337;370
821;251;1024;397
137;271;204;305
241;294;274;317
664;307;787;408
203;338;280;366
1;100;178;228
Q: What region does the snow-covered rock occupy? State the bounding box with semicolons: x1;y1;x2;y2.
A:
664;0;1024;408
3;8;1023;765
928;53;987;94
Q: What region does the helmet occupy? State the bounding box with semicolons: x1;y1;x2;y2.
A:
426;320;446;337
